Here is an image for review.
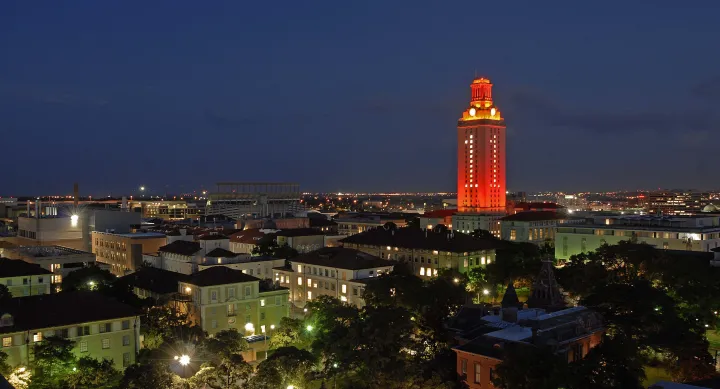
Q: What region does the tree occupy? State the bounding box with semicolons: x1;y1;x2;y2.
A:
0;350;10;377
119;361;178;389
268;317;310;350
64;357;121;389
0;284;12;302
29;336;76;389
141;306;204;350
252;235;299;259
202;329;248;361
469;229;496;239
60;265;116;292
566;335;646;389
250;347;316;389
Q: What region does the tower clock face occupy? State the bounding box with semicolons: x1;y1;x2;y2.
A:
469;108;476;116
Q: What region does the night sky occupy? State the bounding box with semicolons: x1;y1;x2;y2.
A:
2;1;720;196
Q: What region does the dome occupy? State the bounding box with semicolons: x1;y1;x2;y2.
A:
702;204;719;212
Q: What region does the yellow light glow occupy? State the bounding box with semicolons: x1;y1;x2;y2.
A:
70;214;79;227
491;108;496;116
179;355;190;366
469;108;476;116
185;287;191;293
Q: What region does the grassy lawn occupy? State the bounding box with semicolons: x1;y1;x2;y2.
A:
644;365;673;387
706;330;720;351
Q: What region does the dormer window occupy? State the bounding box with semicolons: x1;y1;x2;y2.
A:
0;314;13;327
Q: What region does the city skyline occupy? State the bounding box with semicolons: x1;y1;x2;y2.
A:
3;1;720;194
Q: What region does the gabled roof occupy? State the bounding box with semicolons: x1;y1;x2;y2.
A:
159;240;201;256
197;234;229;241
421;209;457;218
119;267;189;295
229;228;266;244
0;292;140;334
291;247;390;270
0;258;53;278
206;248;238;258
186;266;260;287
501;282;521;308
340;227;506;253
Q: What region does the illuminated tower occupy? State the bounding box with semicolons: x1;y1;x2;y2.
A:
457;77;506;212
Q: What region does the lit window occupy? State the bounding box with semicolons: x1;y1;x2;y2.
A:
307;291;312;300
80;341;88;352
298;265;302;273
33;333;42;342
464;140;468;144
341;296;347;302
469;135;473;139
261;299;265;307
342;284;347;293
298;277;303;285
307;278;312;287
102;338;110;349
420;267;425;276
2;337;11;347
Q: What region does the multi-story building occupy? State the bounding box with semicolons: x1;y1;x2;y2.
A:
273;247;393;308
452;214;502;237
229;229;268;254
152;241;203;274
198;256;285;280
177;267;290;360
0;258;52;297
15;215;83;250
197;234;230;254
119;266;189;302
127;200;204;221
555;215;720;260
499;211;583;244
335;213;407;236
205;182;303;220
340;226;504;278
92;231;166;275
0;292;141;370
275;228;326;253
647;191;711;215
419;209;457;230
457;77;506;212
5;246;98;292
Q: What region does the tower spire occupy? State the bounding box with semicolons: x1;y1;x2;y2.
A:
527;260;565;311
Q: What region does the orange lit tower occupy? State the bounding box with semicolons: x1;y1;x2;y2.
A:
457;77;506;212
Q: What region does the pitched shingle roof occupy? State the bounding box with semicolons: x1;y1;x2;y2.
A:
0;292;140;334
118;267;189;295
158;240;201;256
291;247;390;270
186;266;259;287
501;211;564;222
206;248;238;258
275;228;324;237
0;258;53;278
340;227;506;252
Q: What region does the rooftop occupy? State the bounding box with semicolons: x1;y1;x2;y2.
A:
113;232;166;239
0;292;140;334
229;228;267;244
275;228;325;237
15;246;92;258
185;266;260;287
291;247;390;270
205;248;238;258
340;226;506;253
158;240;202;256
0;258;53;278
118;267;189;295
514;202;564;210
501;211;564;222
421;209;457;218
196;234;229;241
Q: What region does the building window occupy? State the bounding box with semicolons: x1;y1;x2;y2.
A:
420;267;425;276
123;352;131;367
102;338;110;349
663;242;669;250
510;229;517;241
352;288;358;296
211;291;218;301
261;299;265;307
461;359;467;375
100;323;111;333
59;328;69;338
122;320;130;330
80;341;88;352
2;337;11;347
474;362;481;384
307;291;312;300
33;332;42;343
331;283;336;291
211;320;218;329
228;288;235;299
260;312;265;320
77;326;90;336
298;265;303;273
123;335;130;346
228;304;236;316
38;277;43;284
298;277;303;285
275;296;281;305
341;284;347;293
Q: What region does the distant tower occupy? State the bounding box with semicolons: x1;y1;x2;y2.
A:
457;77;506;212
527;260;565;311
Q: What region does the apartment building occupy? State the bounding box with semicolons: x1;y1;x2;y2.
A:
198;256;286;280
0;258;52;297
273;247;394;308
335;213;407;236
5;246;98;292
275;228;326;253
340;226;505;278
499;211;583;244
0;292;141;371
555;215;720;260
92;231;166;275
177;267;290;343
229;229;268;254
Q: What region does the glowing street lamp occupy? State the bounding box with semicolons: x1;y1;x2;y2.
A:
453;278;459;284
179;355;190;366
482;289;490;296
306;325;313;332
70;214;79;227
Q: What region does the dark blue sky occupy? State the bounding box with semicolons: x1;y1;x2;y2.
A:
2;1;720;196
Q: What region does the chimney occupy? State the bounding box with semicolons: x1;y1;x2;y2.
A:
26;202;30;217
122;196;128;210
73;183;79;208
35;198;40;218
